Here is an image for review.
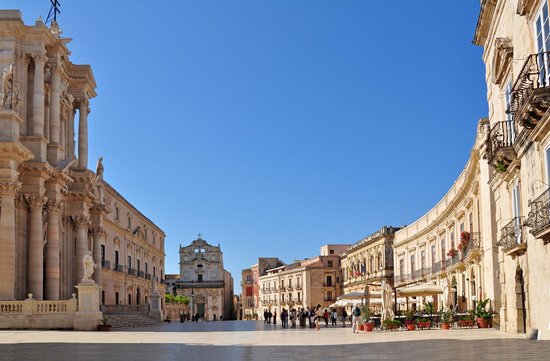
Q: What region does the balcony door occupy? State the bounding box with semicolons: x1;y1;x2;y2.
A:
505;81;515;142
535;1;550;86
512;183;522;244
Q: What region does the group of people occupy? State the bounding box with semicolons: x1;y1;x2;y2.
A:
263;306;352;330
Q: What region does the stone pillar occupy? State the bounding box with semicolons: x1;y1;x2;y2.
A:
0;180;20;300
91;227;106;286
47;63;61;163
15;194;28;300
74;215;90;283
77;99;89;169
32;52;47;137
27;194;46;300
68;107;75;158
45;200;63;300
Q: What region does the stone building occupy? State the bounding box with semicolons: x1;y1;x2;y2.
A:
0;10;165;310
257;245;345;318
340;226;399;308
168;236;233;320
392;144;485;313
473;0;550;338
241;257;284;319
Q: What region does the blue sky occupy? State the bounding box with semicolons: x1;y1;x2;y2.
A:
7;1;487;288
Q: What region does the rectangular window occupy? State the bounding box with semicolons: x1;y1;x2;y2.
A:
101;244;105;261
535;1;550;85
327;290;333;301
137;259;141;273
198;274;203;282
431;244;436;264
115;250;119;265
115;292;119;305
327;260;333;267
420;250;426;269
512;183;522;244
127;256;131;273
441;239;446;259
410;254;415;272
326;275;333;287
145;263;148;275
399;258;404;276
450;231;455;250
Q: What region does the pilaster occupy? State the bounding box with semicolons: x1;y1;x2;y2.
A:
0;180;21;300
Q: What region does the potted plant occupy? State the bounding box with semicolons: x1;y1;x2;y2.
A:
97;316;112;331
457;313;475;328
404;310;416;331
423;301;434;316
475;298;492;328
439;308;453;330
416;317;431;329
361;305;374;332
447;248;458;257
383;319;401;331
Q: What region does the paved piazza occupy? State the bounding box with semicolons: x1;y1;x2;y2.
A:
0;321;549;360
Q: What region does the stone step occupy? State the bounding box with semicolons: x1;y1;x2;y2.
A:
103;314;162;329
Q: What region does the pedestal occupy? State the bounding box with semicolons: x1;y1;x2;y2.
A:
74;280;102;331
149;293;163;321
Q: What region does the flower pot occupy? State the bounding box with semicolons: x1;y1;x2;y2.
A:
363;322;374;332
406;323;416;331
441;322;450;330
97;324;112;331
477;318;490;328
358;323;364;331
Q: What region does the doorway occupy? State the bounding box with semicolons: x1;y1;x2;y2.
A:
515;267;527;334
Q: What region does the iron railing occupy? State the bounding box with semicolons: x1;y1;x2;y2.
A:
114;264;124;272
497;217;525;251
101;260;110;269
508;51;550;128
525;187;550;236
485;121;517;164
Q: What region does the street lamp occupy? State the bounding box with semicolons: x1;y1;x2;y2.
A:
190;281;195;319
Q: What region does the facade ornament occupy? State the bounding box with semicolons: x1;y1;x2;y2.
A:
26;194;47;209
0;63;19;110
0;180;21;195
90;226;107;239
49;20;62;37
46;199;64;214
32;52;48;66
15;193;27;209
72;215;90;228
82;250;96;280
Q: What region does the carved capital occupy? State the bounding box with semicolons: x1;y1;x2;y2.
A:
72;215;90;228
15;193;27;209
0;180;21;196
46;199;64;214
90;226;108;239
26;194;47;209
75;97;89;110
32;52;48;66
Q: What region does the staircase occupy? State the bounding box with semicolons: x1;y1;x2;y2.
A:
104;313;162;329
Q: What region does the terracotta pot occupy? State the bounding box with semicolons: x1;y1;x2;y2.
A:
363;322;374;332
477;318;489;328
97;324;112;331
406;323;416;331
358;323;365;331
441;322;450;330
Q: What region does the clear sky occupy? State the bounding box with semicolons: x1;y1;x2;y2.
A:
6;1;487;290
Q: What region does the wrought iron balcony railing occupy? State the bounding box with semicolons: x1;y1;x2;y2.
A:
497;217;527;255
484;121;517;168
525;187;550;240
114;264;124;272
101;260;110;269
508;51;550;129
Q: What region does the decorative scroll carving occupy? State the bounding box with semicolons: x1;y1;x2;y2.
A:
90;226;107;239
0;180;21;195
71;215;90;228
46;199;64;214
492;38;513;85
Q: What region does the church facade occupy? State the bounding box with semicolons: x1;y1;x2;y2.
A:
0;10;165;311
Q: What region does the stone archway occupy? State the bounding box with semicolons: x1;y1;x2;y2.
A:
515;267;527;334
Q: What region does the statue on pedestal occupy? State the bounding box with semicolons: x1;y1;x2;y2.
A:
82;251;96;281
94;156;105;204
0;63;18;110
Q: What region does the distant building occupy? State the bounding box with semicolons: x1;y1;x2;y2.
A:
257;245;346;317
165;236;233;320
241;257;284;319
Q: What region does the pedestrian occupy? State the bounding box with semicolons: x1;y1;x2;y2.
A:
264;309;268;324
331;308;337;326
273;310;277;324
180;311;185;323
268;310;272;324
351;305;361;333
323;309;329;327
281;308;288;328
341;309;348;327
299;308;307;328
315;306;322;330
195;312;200;323
290;308;297;328
308;307;314;328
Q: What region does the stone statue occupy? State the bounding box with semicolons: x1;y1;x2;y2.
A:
151;276;158;294
0;63;18;110
94;156;105;204
82;251;96;280
381;279;394;322
443;281;450;309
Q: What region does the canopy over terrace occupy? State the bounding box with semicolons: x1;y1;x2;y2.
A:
397;283;443;297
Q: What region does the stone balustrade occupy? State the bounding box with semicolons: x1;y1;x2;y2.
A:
0;295;79;329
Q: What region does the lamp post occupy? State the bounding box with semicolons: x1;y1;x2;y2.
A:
190;281;195;320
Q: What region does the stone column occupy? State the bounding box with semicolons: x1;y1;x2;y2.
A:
68;104;75;158
74;215;90;283
45;200;63;300
27;194;46;300
47;63;61;163
91;227;106;286
0;180;21;300
15;194;28;300
32;52;47;137
77;99;89;169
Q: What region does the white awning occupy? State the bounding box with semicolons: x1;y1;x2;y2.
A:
397;283;443;297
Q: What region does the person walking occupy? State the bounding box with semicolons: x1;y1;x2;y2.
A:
289;308;297;328
281;308;288;328
273;310;277;325
299;308;307;328
331;309;337;326
264;309;268;324
351;305;361;333
341;309;348;327
323;309;329;327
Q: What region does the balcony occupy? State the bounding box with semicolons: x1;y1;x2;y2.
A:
101;260;110;269
322;283;334;288
114;264;124;272
127;268;136;276
138;271;145;278
508;52;550;130
287;285;293;291
323;297;334;302
525;187;550;242
484;121;517;169
497;217;527;256
146;273;152;280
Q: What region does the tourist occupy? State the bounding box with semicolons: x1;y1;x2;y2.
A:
323;309;329;327
315;306;322;330
341;309;348;327
273;310;277;324
264;309;268;324
351;305;361;333
289;308;297;328
195;312;200;323
281;308;288;328
331;308;337;326
268;310;272;324
180;311;185;323
308;307;314;328
213;313;217;321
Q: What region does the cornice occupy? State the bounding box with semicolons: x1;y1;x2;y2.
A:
0;142;34;163
473;0;498;46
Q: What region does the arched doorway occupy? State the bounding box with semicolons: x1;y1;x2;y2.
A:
137;287;141;305
515;267;527;334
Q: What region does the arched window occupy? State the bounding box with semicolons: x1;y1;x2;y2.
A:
377;252;383;270
369;255;374;273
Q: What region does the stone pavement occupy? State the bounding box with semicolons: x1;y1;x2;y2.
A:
1;321;549;360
